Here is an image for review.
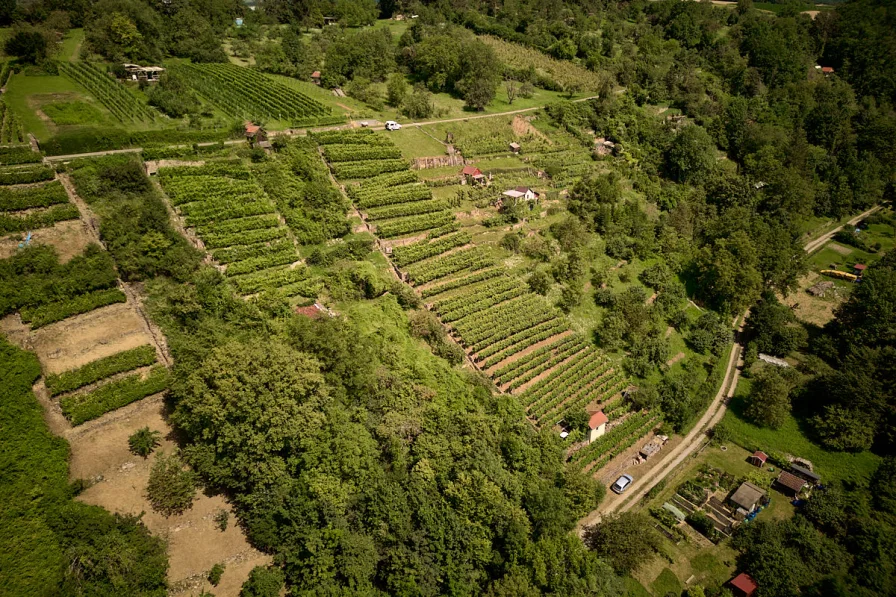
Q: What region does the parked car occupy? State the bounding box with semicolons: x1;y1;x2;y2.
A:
611;474;634;494
385;120;402;131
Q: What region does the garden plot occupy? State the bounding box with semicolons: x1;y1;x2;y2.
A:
31;302;153;375
316;128;633;464
0;218;92;261
156;162;314;297
0;177;80;235
68;393;271;595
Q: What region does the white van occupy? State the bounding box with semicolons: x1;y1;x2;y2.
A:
385;121;402;131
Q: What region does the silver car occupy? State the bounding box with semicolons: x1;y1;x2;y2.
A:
611;474;634;494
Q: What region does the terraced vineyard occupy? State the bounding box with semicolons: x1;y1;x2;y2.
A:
157;161;318;297
316;129;636;459
0;173;80;234
58;62;157;124
171;63;343;126
0;100;27;143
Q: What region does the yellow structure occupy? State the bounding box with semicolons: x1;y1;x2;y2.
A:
820;269;858;282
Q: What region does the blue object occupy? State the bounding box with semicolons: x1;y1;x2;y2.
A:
792;499;806;507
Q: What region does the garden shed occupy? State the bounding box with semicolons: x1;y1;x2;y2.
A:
729;572;758;597
508;142;521;153
728;482;766;513
749;451;768;467
775;471;807;496
587;411;608;443
460;165;485;185
790;464;820;485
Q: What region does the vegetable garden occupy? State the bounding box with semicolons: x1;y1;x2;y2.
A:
0;174;80;234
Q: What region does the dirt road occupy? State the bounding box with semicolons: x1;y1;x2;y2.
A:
580;204;884;526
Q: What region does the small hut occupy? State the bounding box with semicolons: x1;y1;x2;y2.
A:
749;451;768;468
775;471;807;497
311;70;321;85
508;142;521;154
244;123;268;147
587;411;608;443
729;573;758;597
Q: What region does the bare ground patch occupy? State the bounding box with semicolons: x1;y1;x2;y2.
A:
666;352;686;367
786;272;846;327
827;242;853;256
0;219;93;262
31;302;154;374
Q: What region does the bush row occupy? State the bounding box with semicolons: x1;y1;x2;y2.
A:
0;203;79;233
330;159;408;180
324;144;402;162
0;165;55;185
420;267;502;299
376;210;455;239
0;145;42;165
46;345;157;396
354;184;433;209
41;128;236;156
225;248;298;276
212;239;295;264
61;365;170;425
477;321;569;366
0;181;68;211
392;231;471;268
405;246;494;284
366;199;449;221
230;265;310;294
202;225;289;249
20;288;127;328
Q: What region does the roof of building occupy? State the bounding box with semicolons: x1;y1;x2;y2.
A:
777;471;807;493
854;263;867;270
758;353;789;367
790;464;820;481
821;66;835;73
588;411;608;429
730;482;766;510
142;66;165;72
245;124;261;135
311;70;321;78
730;572;758;595
752;451;768;463
503;190;525;198
461;165;482;176
509;142;521;149
514;186;533;194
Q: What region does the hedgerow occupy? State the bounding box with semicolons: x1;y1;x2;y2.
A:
375;210;455;239
45;345;157;396
0;165;54;185
19;288;127;328
0;203;79;233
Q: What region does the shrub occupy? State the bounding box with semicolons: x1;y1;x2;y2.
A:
145;451;198;517
240;566;285;597
208;563;225;586
128;427;162;458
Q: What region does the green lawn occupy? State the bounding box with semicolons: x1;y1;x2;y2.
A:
59;28;84;62
623;576;653;597
721;377;880;485
650;568;681;597
385;127;447;159
3;72;94;140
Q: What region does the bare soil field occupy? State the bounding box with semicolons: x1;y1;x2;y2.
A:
0;219;93;262
31;302;153;374
71;395;271;595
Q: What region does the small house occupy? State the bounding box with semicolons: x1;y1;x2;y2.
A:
587;411;608;443
509;142;521;154
122;63;164;81
729;573;758;597
821;66;835;75
244;123;268;146
460;165;485;185
728;482;767;513
749;451;768;468
502;186;537;201
853;263;867;276
790;464;821;486
323;16;337;25
311;71;321;85
775;471;807;497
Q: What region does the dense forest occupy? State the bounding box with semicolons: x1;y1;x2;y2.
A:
0;0;895;595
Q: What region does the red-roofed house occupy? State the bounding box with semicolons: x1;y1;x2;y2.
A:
749;451;768;467
853;263;867;276
460;165;486;185
311;70;321;85
821;66;834;74
729;573;758;597
588;411;608;443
